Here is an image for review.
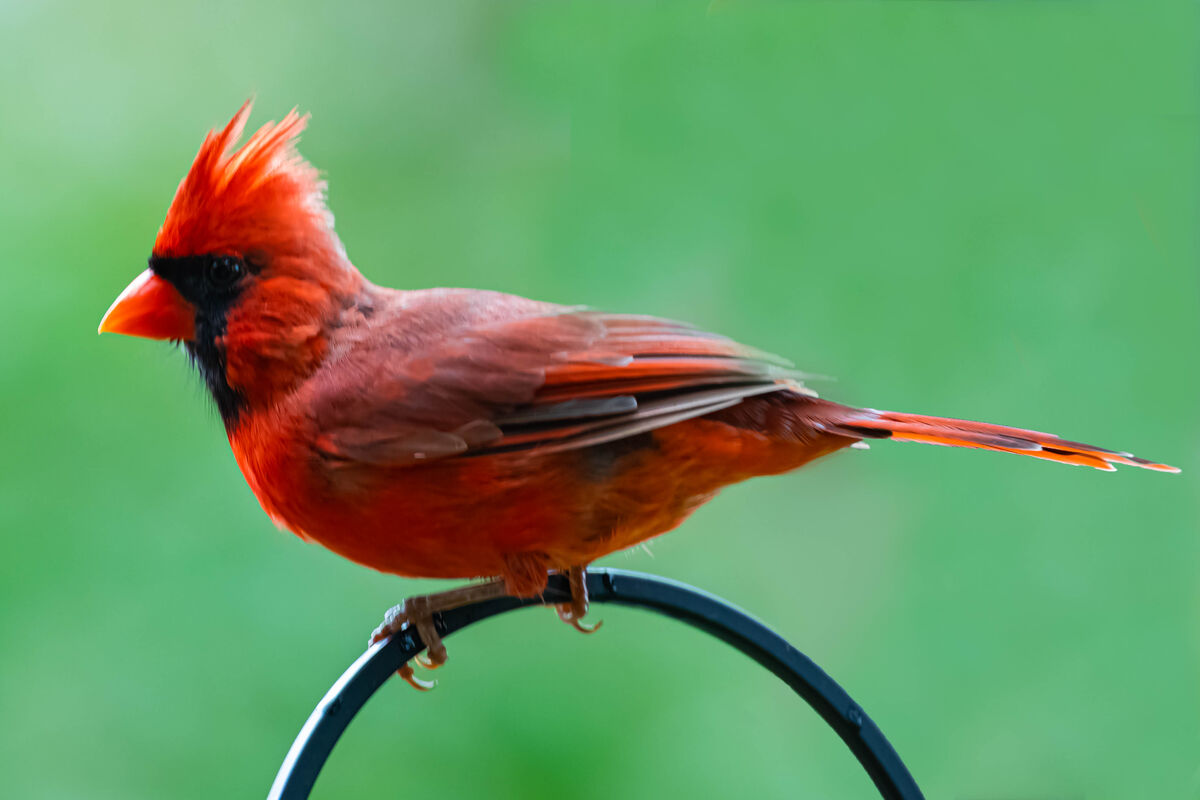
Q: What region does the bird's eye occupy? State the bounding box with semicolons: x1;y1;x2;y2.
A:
207;256;244;289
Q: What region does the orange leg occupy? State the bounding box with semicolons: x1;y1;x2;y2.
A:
369;580;508;690
370;567;601;691
554;565;602;634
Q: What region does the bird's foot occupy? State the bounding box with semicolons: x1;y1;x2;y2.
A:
555;565;602;634
369;579;508;690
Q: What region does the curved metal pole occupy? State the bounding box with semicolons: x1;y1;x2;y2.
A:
268;568;923;800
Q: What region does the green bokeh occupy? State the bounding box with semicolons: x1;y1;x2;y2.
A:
2;2;1197;797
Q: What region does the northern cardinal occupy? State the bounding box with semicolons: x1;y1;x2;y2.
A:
100;104;1179;688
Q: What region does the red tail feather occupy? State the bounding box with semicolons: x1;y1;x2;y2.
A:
822;407;1180;473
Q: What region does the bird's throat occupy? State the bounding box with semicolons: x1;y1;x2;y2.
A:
185;319;244;428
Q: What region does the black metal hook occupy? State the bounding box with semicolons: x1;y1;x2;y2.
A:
267;568;923;799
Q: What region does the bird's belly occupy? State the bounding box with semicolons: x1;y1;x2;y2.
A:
232;415;847;586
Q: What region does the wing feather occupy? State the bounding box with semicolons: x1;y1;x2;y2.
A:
311;295;802;468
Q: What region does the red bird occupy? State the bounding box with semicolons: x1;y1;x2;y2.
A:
100;104;1179;688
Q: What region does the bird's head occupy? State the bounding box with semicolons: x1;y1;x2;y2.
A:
100;102;363;425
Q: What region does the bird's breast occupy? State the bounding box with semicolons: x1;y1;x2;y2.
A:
224;399;852;582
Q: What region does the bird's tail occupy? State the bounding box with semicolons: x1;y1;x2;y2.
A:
815;404;1180;473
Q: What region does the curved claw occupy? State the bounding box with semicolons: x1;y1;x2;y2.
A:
398;663;436;691
556;604;603;634
414;652;444;670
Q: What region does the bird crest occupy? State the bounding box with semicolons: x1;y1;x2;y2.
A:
153;101;337;260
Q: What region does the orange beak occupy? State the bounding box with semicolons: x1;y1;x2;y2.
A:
98;269;196;340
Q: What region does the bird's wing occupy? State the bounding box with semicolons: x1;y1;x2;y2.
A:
310;306;807;468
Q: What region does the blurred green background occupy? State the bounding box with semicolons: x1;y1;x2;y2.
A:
2;1;1197;797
